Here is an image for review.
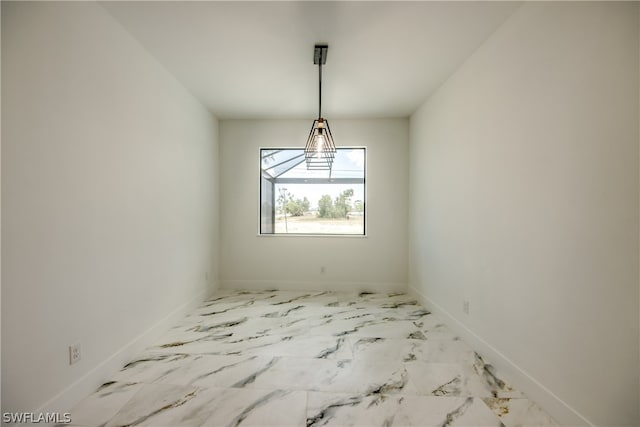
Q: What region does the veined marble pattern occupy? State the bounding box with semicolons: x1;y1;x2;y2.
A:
67;290;559;427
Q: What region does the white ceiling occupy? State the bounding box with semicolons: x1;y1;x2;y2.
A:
101;1;520;119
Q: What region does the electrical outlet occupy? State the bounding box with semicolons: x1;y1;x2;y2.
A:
69;343;81;365
463;300;470;315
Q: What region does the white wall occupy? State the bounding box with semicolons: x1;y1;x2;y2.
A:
220;119;408;292
409;2;638;426
1;1;219;414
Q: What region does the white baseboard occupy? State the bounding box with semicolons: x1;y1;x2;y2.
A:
220;279;407;294
35;283;217;419
407;285;594;427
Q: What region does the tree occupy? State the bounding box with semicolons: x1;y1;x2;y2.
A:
354;200;364;213
334;189;354;218
317;189;354;219
277;188;288;214
277;187;289;232
301;197;310;213
317;195;334;218
286;197;310;217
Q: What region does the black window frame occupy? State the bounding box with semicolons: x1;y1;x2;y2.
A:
259;147;367;236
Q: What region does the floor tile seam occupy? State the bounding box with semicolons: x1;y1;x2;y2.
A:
207;383;501;398
368;393;507;402
142;337;452;348
125;353;354;362
113;353;478;365
192;310;425;315
344;335;463;341
109;378;204;389
129;351;476;361
99;381;153;427
121;350;476;362
181;316;392;324
475;396;514;425
121;382;311;395
180;314;430;323
250;355;472;365
349;358;477;365
220;332;359;338
245;353;355;361
481;397;544;401
132;354;439;363
196;303;421;309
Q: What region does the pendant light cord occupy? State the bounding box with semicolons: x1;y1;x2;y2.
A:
318;61;322;119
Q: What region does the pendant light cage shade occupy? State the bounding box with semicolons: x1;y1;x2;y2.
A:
304;118;336;170
304;44;336;171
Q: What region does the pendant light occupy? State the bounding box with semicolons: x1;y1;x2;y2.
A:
304;44;336;171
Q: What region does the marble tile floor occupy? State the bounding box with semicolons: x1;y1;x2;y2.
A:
67;290;559;427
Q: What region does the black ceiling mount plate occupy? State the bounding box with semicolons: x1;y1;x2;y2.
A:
314;44;328;65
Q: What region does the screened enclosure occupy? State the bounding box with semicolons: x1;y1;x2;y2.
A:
260;148;366;235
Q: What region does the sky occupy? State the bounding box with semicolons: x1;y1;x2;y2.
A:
265;148;366;210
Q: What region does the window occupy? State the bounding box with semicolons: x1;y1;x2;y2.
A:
260;148;366;235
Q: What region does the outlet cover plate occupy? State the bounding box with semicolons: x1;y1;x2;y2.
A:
69;343;81;365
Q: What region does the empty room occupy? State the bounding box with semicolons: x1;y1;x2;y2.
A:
1;1;639;426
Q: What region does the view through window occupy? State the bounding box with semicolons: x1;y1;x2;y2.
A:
260;148;366;235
